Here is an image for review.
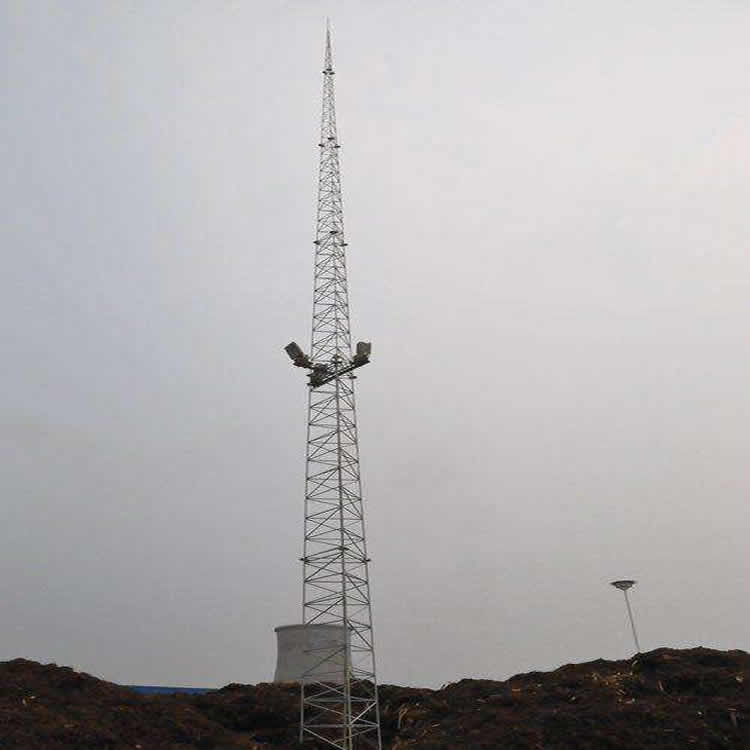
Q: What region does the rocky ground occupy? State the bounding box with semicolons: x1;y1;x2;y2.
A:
0;647;747;748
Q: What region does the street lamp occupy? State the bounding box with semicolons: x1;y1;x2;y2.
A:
610;579;641;653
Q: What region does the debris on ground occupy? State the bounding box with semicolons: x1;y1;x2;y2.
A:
0;647;747;748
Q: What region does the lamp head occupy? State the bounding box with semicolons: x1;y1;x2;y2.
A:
610;580;637;591
285;342;304;361
284;342;313;369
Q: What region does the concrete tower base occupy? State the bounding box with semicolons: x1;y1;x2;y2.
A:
273;623;348;684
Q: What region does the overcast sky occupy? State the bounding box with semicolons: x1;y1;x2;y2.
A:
2;0;749;688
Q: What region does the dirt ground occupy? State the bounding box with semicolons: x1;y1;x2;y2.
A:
0;647;747;748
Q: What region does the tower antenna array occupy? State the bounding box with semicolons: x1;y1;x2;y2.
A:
284;24;382;750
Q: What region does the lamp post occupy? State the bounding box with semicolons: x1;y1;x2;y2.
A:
610;579;641;653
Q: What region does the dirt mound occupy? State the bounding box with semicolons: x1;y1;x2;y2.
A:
0;647;748;748
0;658;244;749
380;648;750;748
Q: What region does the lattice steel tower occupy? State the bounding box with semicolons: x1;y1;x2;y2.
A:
283;23;382;750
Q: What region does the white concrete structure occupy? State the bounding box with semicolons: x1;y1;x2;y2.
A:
273;624;349;684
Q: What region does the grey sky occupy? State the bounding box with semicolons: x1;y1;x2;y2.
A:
2;0;749;688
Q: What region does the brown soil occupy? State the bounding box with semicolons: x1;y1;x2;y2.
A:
0;647;748;748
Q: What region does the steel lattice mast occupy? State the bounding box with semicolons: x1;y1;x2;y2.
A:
284;23;382;750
